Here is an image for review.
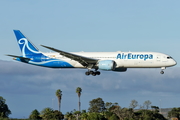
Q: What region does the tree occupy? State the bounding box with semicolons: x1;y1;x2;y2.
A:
41;107;64;120
87;112;105;120
0;96;11;118
29;109;41;120
81;112;88;120
74;110;81;120
103;110;119;120
151;106;159;113
88;98;106;113
168;107;180;119
41;107;53;120
64;111;75;120
56;89;62;112
111;106;134;120
143;100;152;109
53;110;64;120
76;87;82;111
135;109;166;120
105;102;114;111
129;100;138;109
109;114;119;120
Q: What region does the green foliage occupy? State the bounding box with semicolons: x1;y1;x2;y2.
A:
168;107;180;119
135;109;166;120
88;98;106;113
129;99;138;109
73;111;81;115
111;106;134;120
29;109;41;120
3;94;169;120
41;108;64;120
105;102;113;111
0;118;9;120
80;112;88;120
151;106;160;113
76;87;82;111
52;110;64;120
103;111;113;119
81;110;86;114
76;87;82;98
64;109;118;120
0;96;11;118
73;110;81;120
105;102;118;112
109;114;119;120
56;89;62;112
143;100;152;109
56;89;62;98
103;111;118;120
6;119;29;120
87;112;106;120
64;111;75;120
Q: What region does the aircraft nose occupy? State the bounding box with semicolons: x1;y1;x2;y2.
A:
172;59;177;66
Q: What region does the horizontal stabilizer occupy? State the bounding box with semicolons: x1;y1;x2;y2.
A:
6;54;31;61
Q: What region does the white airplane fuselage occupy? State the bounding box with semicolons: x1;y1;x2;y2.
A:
8;30;177;76
42;51;176;68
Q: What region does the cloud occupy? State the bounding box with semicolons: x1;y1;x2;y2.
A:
0;60;179;118
1;60;179;95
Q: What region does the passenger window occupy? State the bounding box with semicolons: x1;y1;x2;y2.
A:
167;57;172;59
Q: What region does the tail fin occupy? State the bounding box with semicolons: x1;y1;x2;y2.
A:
13;30;41;57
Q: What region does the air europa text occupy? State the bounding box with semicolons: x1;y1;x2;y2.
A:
117;53;153;61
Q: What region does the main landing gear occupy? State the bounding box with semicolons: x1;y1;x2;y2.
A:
85;70;101;76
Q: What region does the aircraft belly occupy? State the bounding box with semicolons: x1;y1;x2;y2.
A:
29;60;74;68
117;59;161;68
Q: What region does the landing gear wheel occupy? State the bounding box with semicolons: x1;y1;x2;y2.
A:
85;71;90;75
85;70;100;76
95;71;100;75
90;71;94;75
160;71;164;74
92;72;96;76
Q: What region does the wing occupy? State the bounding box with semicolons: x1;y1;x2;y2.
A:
41;45;98;67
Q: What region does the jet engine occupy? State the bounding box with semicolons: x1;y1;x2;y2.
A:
98;60;116;70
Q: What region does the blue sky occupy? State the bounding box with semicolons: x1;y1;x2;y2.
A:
0;0;180;118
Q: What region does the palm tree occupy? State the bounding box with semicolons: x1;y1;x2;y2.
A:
76;87;82;111
29;109;41;120
56;89;62;112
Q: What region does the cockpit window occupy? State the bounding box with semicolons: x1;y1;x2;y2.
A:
167;56;172;59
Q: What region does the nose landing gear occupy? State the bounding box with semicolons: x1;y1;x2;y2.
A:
160;67;166;74
160;71;164;74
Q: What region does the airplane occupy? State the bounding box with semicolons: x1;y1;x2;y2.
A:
7;30;177;76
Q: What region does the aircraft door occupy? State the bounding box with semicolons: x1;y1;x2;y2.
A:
156;55;161;62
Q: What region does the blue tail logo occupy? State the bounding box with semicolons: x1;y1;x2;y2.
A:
14;30;42;57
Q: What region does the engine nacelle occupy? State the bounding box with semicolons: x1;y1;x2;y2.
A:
113;67;127;72
98;60;116;71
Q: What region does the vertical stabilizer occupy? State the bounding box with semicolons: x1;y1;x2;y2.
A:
13;30;41;57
